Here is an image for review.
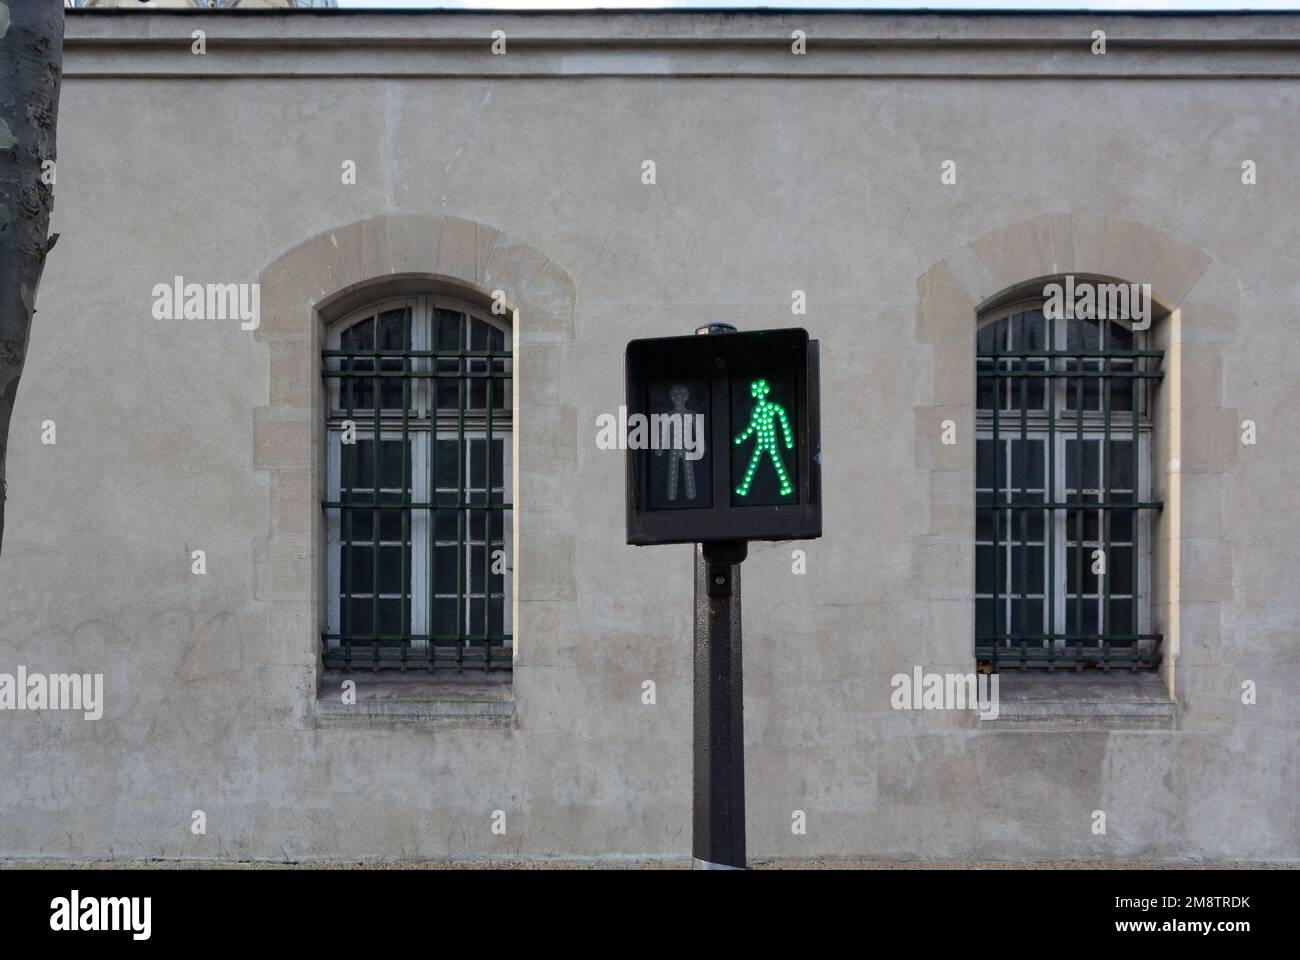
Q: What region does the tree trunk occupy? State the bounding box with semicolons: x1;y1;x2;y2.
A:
0;1;63;559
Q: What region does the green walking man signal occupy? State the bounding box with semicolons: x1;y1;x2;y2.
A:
625;325;820;545
734;378;794;497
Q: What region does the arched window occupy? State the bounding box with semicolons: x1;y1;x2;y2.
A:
321;295;512;672
975;289;1163;671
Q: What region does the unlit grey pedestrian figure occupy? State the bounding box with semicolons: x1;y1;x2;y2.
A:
657;383;697;502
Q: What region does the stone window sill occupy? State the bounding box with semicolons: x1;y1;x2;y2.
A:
983;672;1175;731
314;671;513;727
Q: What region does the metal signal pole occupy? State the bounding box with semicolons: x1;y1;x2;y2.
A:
692;322;747;870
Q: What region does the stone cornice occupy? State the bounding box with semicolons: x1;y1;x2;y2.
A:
63;11;1300;79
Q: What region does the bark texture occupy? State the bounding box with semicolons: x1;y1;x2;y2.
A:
0;1;63;558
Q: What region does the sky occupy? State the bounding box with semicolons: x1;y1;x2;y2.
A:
332;1;1300;9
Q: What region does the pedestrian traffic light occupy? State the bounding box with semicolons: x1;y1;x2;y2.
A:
625;327;821;545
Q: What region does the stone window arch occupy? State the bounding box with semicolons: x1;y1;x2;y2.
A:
915;214;1239;702
252;214;574;703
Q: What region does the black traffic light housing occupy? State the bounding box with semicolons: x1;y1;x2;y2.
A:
625;327;821;545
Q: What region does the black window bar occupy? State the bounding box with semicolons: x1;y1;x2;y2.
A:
320;301;512;672
975;305;1164;671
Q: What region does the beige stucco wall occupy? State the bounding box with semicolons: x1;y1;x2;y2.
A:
0;11;1295;863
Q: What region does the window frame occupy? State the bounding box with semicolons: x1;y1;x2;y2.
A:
974;297;1164;672
321;294;514;673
